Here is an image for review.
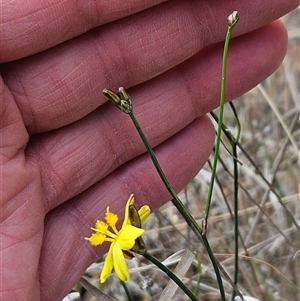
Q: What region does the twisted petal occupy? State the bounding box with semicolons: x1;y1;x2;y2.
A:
100;246;114;283
123;194;135;227
113;242;130;282
118;225;144;250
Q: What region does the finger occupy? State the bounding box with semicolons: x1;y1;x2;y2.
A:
38;116;214;301
2;1;296;133
0;77;28;160
0;0;166;62
0;77;32;206
26;20;288;213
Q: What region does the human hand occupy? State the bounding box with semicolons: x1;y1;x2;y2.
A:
1;1;298;300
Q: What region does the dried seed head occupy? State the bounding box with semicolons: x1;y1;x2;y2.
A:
227;11;239;27
103;87;133;113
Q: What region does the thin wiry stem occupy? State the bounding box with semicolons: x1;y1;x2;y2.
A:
204;11;239;228
128;110;226;301
143;252;199;301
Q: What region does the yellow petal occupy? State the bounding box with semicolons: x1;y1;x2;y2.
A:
138;205;151;224
100;246;114;283
84;233;106;246
106;208;118;227
112;242;130;282
122;194;135;227
118;225;144;250
94;220;108;232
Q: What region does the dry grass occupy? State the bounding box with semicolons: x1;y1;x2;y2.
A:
74;8;300;301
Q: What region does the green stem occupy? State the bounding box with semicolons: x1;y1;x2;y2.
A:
205;12;240;300
143;252;199;301
204;12;239;227
231;143;239;301
128;111;226;301
193;255;203;296
228;101;241;301
128;112;203;238
120;281;133;301
211;99;241;301
229;101;241;143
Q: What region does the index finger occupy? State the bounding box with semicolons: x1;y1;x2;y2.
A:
0;0;166;62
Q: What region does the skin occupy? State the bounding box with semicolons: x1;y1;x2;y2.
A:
0;0;298;300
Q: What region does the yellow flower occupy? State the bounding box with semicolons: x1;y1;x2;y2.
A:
85;194;150;283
